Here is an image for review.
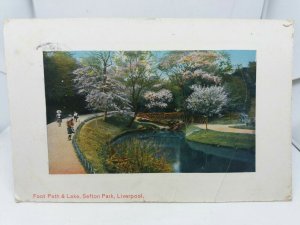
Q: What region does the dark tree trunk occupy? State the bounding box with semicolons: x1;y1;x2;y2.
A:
205;117;208;131
128;111;138;128
103;63;107;75
104;109;108;121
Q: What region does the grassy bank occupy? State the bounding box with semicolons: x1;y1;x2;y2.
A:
76;117;124;172
76;115;160;173
185;125;255;150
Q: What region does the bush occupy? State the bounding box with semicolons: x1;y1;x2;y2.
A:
105;114;134;127
100;138;172;173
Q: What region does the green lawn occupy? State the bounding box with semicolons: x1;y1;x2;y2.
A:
76;115;160;173
185;125;255;151
209;113;240;125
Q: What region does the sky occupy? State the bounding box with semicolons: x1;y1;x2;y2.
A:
71;50;256;68
222;50;256;67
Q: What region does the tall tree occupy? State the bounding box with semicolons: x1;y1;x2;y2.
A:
224;61;256;113
44;52;77;102
43;52;85;122
186;85;228;129
73;52;130;120
116;51;160;127
158;51;231;111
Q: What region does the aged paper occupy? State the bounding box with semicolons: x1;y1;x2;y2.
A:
4;19;293;202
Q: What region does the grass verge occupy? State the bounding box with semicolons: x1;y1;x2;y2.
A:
185;125;255;151
76;115;160;173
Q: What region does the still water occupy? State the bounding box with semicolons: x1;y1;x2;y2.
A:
112;130;255;173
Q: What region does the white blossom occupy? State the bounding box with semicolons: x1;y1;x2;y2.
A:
144;89;173;109
159;51;225;85
186;85;228;117
73;65;131;113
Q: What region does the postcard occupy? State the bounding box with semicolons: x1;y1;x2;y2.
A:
4;19;293;202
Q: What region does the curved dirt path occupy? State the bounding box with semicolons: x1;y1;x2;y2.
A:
47;114;96;174
195;124;255;134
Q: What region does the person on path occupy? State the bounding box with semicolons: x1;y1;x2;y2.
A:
67;118;75;141
73;111;79;122
56;110;62;127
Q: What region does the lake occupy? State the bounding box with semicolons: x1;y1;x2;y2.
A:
112;130;255;173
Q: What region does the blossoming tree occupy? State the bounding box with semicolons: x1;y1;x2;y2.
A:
73;52;130;120
115;51;160;127
144;89;173;110
159;51;230;84
186;85;228;129
159;51;231;111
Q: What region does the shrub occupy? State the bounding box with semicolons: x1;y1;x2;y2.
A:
100;138;172;173
105;114;134;127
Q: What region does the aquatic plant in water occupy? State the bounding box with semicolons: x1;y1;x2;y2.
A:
100;138;172;173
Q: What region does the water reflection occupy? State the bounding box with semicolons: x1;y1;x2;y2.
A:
112;130;255;173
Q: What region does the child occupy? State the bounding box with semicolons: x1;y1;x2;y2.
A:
56;110;62;127
66;118;75;140
73;111;79;122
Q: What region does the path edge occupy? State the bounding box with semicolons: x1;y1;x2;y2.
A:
72;115;100;174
